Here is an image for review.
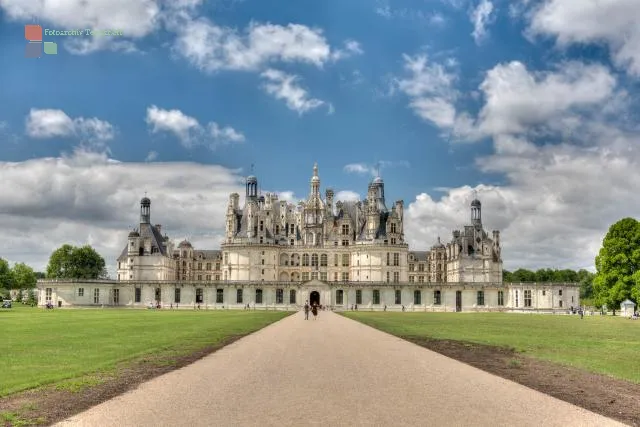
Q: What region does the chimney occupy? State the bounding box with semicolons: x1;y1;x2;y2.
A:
155;224;162;234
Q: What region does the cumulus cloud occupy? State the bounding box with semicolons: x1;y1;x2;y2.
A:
527;0;640;77
145;151;158;162
0;148;244;276
145;105;245;148
343;161;410;176
260;69;327;115
335;191;360;202
471;0;494;44
25;109;115;144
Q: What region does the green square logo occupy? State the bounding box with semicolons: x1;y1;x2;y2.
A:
43;42;57;55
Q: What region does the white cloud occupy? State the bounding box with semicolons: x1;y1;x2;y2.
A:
335;190;360;202
395;54;458;128
343;161;410;176
145;105;245;148
331;40;363;61
260;69;326;115
375;2;448;26
145;151;158;162
0;147;245;276
471;0;494;44
25;109;115;143
0;0;160;54
170;18;358;73
527;0;640;76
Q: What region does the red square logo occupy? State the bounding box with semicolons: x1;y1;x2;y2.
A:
25;24;42;42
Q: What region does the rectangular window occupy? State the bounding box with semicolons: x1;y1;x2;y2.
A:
559;300;563;308
386;253;390;266
393;253;399;266
342;253;349;267
196;288;203;304
334;254;339;267
198;275;202;281
542;290;546;296
206;275;211;281
113;289;120;305
341;224;349;235
224;253;228;264
409;264;415;272
386;271;390;283
206;262;211;270
342;240;349;246
334;272;338;282
259;221;264;231
391;237;396;244
434;290;441;305
216;289;224;303
418;276;424;283
276;289;284;304
215;274;220;281
236;289;243;304
477;291;485;306
289;289;296;304
94;288;100;304
356;290;362;305
373;290;380;305
302;272;309;281
78;288;84;297
174;288;181;303
393;272;399;283
341;272;349;282
336;290;344;305
418;263;424;272
256;289;263;304
320;254;327;267
395;289;401;304
198;262;202;270
414;290;421;305
409;276;415;282
320;272;327;281
135;287;141;303
515;290;519;307
559;289;563;296
46;288;52;301
497;290;504;306
524;290;532;307
311;272;318;280
390;223;396;233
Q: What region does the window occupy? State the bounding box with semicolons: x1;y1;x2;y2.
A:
391;238;397;245
409;264;415;272
414;290;421;305
215;262;220;270
290;224;294;234
206;275;211;281
393;272;399;283
497;290;504;306
206;262;211;270
196;288;203;304
302;272;309;281
409;276;415;282
311;253;318;267
418;263;424;272
386;272;390;283
336;290;344;305
198;275;202;281
341;272;349;281
155;288;161;301
342;240;349;246
542;290;546;296
515;290;519;307
45;288;52;301
334;254;339;266
390;223;396;233
393;253;399;266
78;288;84;297
334;272;338;282
559;300;563;308
135;287;141;303
198;262;202;270
342;224;349;235
418;276;424;283
215;274;220;281
320;254;327;266
290;239;294;246
311;272;318;280
113;289;119;305
302;254;309;266
276;289;284;304
356;290;362;304
477;291;485;306
290;289;296;304
395;290;401;304
216;289;224;303
276;225;280;234
386;253;390;266
259;237;263;244
524;290;532;307
434;290;441;305
559;289;563;296
94;288;100;304
373;290;380;305
224;253;228;264
261;259;264;265
260;221;264;231
256;289;263;304
342;253;349;267
236;289;243;304
175;288;181;303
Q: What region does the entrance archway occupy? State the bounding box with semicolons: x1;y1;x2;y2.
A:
310;291;320;306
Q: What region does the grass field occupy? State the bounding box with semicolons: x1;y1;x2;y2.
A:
342;312;640;383
0;305;290;396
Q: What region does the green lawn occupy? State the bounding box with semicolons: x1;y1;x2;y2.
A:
0;305;290;396
342;312;640;383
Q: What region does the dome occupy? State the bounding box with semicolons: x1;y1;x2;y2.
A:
140;197;151;205
247;175;257;183
311;176;320;183
471;199;481;207
372;176;383;184
128;230;139;238
178;240;192;248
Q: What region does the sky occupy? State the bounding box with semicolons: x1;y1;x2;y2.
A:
1;0;639;277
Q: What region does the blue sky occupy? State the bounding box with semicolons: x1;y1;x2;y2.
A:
1;0;640;275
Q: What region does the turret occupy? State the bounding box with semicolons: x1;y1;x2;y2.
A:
128;229;140;256
471;197;481;227
140;197;151;224
246;175;258;201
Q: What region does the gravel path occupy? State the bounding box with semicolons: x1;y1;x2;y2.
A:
57;311;625;427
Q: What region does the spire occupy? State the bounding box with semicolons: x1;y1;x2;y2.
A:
375;161;380;178
313;162;318;177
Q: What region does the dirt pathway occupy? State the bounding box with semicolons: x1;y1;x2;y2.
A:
56;311;625;427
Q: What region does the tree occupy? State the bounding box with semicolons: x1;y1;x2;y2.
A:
0;258;14;289
12;262;37;290
46;244;108;279
593;218;640;313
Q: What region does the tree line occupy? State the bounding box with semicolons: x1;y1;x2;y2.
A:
503;268;594;299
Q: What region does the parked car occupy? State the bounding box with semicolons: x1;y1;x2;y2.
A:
2;300;11;308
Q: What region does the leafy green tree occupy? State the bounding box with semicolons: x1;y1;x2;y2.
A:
502;270;513;282
593;218;640;313
511;268;537;282
12;262;37;290
26;289;37;306
34;271;46;279
0;258;14;289
46;244;108;279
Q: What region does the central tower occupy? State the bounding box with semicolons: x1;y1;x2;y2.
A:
303;162;325;245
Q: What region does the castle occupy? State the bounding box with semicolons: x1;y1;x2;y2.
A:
37;163;579;311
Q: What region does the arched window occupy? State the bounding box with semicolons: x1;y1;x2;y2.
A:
302;253;310;266
311;253;318;267
320;254;327;267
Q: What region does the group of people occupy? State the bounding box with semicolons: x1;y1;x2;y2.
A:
303;301;319;320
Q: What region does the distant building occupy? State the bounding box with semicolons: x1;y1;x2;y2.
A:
37;163;579;311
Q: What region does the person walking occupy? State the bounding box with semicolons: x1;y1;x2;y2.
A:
304;301;310;320
311;303;318;320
